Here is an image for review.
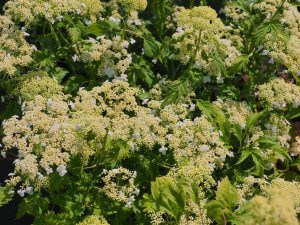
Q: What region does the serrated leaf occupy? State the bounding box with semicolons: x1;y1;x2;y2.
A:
216;177;239;209
51;67;69;83
206;200;227;224
143;36;161;58
68;27;81;43
0;187;13;207
235;150;251;165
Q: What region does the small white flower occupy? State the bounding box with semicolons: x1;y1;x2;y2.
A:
203;76;211;83
133;188;140;196
1;96;5;102
281;101;286;108
267;162;274;169
168;54;175;60
31;45;37;51
47;98;53;108
72;54;79;62
127;54;133;61
121;41;129;48
21;27;30;37
50;18;55;24
84;18;91;26
151;133;157;140
18;96;22;105
257;45;264;51
115;74;128;82
130;38;136;44
176;27;184;33
128;195;135;202
17;189;26;197
37;172;44;180
0;151;5;158
219;130;223;136
201;144;210;153
271;126;277;134
69;101;75;110
102;169;108;175
189;103;196;111
46;167;53;174
208;163;216;170
25;186;33;195
96;35;105;40
216;76;224;84
292;101;300;108
57;165;67;177
49;123;60;133
103;67;115;78
227;152;234;157
18;150;25;158
76;9;82;15
265;123;271;130
132;171;137;178
142;99;149;105
125;201;132;208
268;58;275;64
152;59;157;64
134;19;142;26
56;15;63;21
109;16;121;23
261;49;269;55
132;132;141;139
8;173;14;177
159;146;168;155
273;101;280;109
112;168;119;174
75;124;81;130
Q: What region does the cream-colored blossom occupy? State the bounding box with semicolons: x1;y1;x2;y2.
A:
77;215;110;225
102;167;137;204
172;6;240;76
117;0;147;11
78;35;132;79
0;15;32;76
4;0;103;25
10;71;63;101
257;78;300;110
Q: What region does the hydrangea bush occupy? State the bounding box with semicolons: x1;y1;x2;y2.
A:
0;0;299;224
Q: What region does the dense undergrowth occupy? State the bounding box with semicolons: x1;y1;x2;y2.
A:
0;0;300;224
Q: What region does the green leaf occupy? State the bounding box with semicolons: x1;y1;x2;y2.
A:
68;27;81;43
163;78;189;106
235;149;251;165
143;36;161;58
216;177;239;209
51;67;69;83
196;100;227;130
228;54;249;75
206;200;227;224
0;187;13;207
86;21;119;36
143;177;191;222
245;111;265;133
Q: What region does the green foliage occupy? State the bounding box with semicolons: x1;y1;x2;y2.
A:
0;0;299;224
0;187;13;207
143;177;201;222
206;177;239;224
